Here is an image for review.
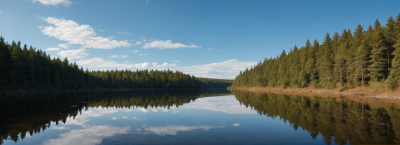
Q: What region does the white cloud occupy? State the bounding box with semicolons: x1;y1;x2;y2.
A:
180;95;257;114
43;125;130;145
110;117;117;120
233;123;241;126
142;125;224;136
121;116;128;119
134;106;176;113
57;49;88;60
146;0;149;3
142;40;199;49
40;17;131;49
83;107;119;117
75;57;253;79
135;41;141;45
109;55;127;58
177;59;256;79
0;10;2;13
110;55;119;58
76;57;176;70
117;31;131;35
51;126;70;130
64;116;90;126
206;48;222;51
46;47;60;51
33;0;72;6
172;60;179;62
58;43;69;49
98;29;105;32
133;50;139;53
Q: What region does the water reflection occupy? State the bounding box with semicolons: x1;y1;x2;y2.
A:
140;125;225;136
43;125;130;145
232;90;400;145
0;90;231;144
2;90;400;145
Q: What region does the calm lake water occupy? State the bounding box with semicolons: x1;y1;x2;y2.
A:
1;90;399;145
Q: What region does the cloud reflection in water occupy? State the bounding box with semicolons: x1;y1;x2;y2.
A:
43;125;130;145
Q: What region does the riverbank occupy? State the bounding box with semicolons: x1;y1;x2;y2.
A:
229;82;400;99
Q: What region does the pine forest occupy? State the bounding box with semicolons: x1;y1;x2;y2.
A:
232;12;400;90
0;37;231;91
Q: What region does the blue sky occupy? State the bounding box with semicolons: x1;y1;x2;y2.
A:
1;0;400;79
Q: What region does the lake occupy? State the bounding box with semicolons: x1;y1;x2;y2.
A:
1;90;398;145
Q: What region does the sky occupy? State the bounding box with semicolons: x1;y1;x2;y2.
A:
1;0;400;79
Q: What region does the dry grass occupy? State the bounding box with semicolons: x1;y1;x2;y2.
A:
231;82;400;98
232;88;400;109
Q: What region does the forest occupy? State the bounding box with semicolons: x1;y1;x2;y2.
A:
0;37;231;91
232;12;400;90
197;77;233;89
233;91;400;145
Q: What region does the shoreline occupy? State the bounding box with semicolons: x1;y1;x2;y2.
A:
229;86;400;100
0;88;196;95
0;88;230;95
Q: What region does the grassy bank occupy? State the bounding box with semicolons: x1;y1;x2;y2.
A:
228;82;400;98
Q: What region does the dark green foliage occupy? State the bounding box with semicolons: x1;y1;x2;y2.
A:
232;12;400;89
196;77;233;89
0;37;229;91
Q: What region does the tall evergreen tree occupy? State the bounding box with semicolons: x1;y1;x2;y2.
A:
368;19;388;82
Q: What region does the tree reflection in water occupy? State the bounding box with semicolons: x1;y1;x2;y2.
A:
233;90;400;145
0;90;231;144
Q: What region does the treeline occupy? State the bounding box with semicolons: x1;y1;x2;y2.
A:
232;12;400;89
0;37;230;91
233;91;400;144
197;77;233;89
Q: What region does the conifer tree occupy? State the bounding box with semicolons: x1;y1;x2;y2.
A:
0;36;12;89
369;19;388;82
319;33;335;88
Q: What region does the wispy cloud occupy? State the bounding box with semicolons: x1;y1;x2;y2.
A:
109;55;119;58
51;126;69;130
98;29;105;32
117;31;131;35
46;48;60;51
142;125;224;136
58;43;69;49
76;57;176;70
133;50;139;53
139;54;147;56
43;125;130;145
177;59;257;79
58;49;88;60
33;0;72;7
39;17;131;49
109;55;128;58
0;10;2;13
180;95;257;114
142;40;200;49
75;58;254;79
207;48;223;51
